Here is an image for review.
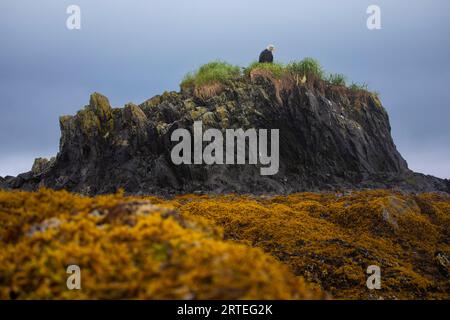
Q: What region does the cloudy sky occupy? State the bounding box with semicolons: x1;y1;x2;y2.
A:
0;0;449;178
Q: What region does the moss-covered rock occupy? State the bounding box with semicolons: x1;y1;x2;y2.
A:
88;92;113;123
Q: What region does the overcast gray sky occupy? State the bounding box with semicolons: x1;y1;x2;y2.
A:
0;0;449;178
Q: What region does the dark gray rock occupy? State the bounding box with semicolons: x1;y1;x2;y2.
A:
31;157;56;176
1;77;448;195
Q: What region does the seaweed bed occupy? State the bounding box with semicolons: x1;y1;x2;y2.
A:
0;189;448;299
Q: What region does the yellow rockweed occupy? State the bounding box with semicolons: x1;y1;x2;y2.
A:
0;189;322;300
0;189;448;299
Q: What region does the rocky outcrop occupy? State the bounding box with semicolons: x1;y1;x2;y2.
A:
1;75;448;195
31;157;56;175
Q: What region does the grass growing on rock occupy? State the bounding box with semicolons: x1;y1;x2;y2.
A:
181;58;378;97
327;73;347;86
180;61;241;90
349;82;369;92
244;61;286;78
286;58;325;80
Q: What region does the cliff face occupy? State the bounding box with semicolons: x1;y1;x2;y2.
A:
2;75;448;195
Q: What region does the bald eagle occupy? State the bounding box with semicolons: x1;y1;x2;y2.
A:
259;45;275;63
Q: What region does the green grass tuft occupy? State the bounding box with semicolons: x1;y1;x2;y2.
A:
327;73;347;86
286;58;325;79
349;82;369;92
180;61;241;89
244;61;286;78
180;59;378;96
